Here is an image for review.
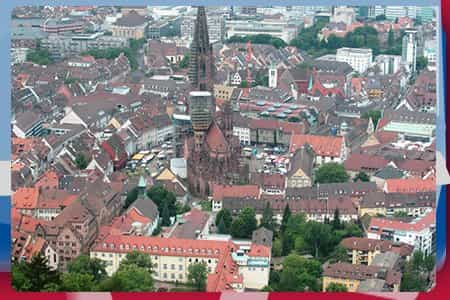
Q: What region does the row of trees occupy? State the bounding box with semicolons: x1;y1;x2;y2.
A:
290;23;405;58
12;252;209;292
226;34;287;49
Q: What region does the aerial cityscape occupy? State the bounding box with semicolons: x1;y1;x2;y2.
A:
11;5;437;292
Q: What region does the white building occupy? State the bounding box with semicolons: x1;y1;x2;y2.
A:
375;55;402;75
11;47;29;65
367;209;436;256
225;18;298;43
181;13;225;43
331;7;355;26
336;47;373;74
233;125;251;145
402;29;418;74
423;39;437;71
90;235;270;291
385;6;417;20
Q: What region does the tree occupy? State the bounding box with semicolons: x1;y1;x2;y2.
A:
217;216;227;234
400;250;435;291
287;116;301;122
75;153;88;170
280;204;292;233
354;171;370;182
147;185;177;220
161;200;171;226
11;255;61;291
231;207;257;238
302;222;334;258
362;110;382;128
226;34;287;49
326;34;344;50
187;262;208;291
278;254;322;291
120;251;154;274
67;255;107;283
326;282;348;292
99;264;154;292
332;208;341;230
393;210;409;218
416;56;428;71
315;163;349;184
27;48;52;65
60;272;95;291
272;238;283;257
388;28;395;48
329;246;349;263
261;202;274;231
215;209;232;234
124;187;139;209
179;54;189;68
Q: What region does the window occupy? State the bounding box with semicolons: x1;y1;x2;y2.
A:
171;273;175;279
171;264;175;270
163;273;167;279
163;264;167;270
179;265;183;271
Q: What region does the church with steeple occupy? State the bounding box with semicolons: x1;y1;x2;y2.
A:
184;6;242;197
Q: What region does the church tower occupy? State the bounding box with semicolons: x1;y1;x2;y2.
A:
188;6;215;95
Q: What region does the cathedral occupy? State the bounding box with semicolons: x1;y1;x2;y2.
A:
184;6;242;197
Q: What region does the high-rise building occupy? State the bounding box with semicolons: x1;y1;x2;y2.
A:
402;29;418;74
188;6;215;92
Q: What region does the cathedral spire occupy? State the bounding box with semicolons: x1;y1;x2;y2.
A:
188;6;215;93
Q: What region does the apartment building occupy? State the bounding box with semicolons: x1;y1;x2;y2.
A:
336;47;373;74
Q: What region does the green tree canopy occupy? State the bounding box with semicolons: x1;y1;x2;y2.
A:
147;185;177;221
11;255;61;291
326;282;348;292
315;163;349;184
362;110;382;128
261;202;274;231
99;264;154;292
354;171;370;182
187;262;208;291
226;34;287;49
119;251;154;274
215;209;232;234
231;207;257;239
278;254;322;291
124;187;139;209
67;255;107;283
60;272;95;291
75;153;88;170
416;56;428;72
27;48;52;65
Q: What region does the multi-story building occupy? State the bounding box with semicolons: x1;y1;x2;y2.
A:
341;237;414;265
289;134;347;164
40;17;83;34
90;235;271;291
11;47;29;65
41;32;128;59
225;18;298;43
423;39;437;71
111;11;149;39
322;262;402;292
375;55;402;75
367;208;436;255
384;6;417;20
402;29;418;74
336;47;373;74
181;13;225;43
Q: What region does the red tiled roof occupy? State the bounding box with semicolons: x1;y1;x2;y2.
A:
368;209;435;234
341;237;414;257
212;183;260;201
344;153;388;171
384;178;435;193
206;122;228;153
395;159;434;173
35;171;59;190
290;134;344;158
249;119;305;134
13;187;39;209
